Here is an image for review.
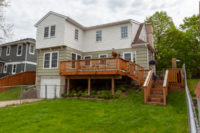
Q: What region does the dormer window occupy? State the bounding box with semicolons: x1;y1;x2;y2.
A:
6;46;11;56
44;27;49;38
50;25;56;37
17;44;23;56
121;26;128;38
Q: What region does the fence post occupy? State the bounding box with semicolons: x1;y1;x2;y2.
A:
45;85;47;99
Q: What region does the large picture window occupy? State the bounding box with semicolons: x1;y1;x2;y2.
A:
123;52;136;62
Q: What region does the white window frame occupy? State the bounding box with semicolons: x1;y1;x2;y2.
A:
77;54;82;60
75;29;79;40
17;44;23;56
0;47;2;56
121;26;128;38
96;30;102;42
6;46;11;56
98;54;108;58
50;25;56;37
43;51;59;69
84;55;92;59
123;51;136;62
3;64;7;73
44;26;49;38
12;64;17;74
29;44;35;55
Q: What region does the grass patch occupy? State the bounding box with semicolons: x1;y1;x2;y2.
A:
0;87;24;101
187;79;200;97
0;90;188;133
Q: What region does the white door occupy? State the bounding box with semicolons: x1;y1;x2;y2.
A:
40;78;60;99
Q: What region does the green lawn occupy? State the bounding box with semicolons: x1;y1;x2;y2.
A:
187;79;200;97
0;90;188;133
0;87;24;101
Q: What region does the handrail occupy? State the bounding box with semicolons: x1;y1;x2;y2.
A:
143;70;153;103
163;70;169;105
182;64;199;133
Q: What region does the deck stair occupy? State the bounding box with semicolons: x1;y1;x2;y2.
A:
147;78;164;105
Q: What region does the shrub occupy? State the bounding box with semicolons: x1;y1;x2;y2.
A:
90;90;96;97
77;90;82;97
76;86;82;92
61;93;67;97
81;90;89;97
117;84;127;92
97;90;113;99
114;90;122;98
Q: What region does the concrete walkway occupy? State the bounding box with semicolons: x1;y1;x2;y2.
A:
0;99;42;108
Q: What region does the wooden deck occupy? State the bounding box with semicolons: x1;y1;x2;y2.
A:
59;58;146;84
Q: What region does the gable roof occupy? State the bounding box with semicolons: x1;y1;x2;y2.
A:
0;38;35;46
35;11;141;30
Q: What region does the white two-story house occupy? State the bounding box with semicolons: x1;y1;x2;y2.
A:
35;11;155;98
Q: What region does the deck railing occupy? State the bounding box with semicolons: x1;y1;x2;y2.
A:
163;70;169;105
143;70;153;103
60;58;146;83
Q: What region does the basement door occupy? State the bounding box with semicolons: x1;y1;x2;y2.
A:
40;78;60;99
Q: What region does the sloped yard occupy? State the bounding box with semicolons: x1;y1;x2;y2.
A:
0;90;188;133
0;87;24;101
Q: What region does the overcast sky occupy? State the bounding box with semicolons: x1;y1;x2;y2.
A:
3;0;199;42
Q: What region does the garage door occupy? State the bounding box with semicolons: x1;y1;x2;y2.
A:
40;78;60;99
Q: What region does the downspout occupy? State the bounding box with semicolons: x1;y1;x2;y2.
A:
24;43;28;72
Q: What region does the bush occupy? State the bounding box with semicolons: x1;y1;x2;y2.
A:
117;84;127;92
77;90;82;97
81;90;89;97
114;90;122;98
97;90;114;99
76;86;82;92
61;93;67;97
90;90;96;97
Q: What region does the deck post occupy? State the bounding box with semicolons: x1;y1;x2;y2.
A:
111;77;115;94
88;78;91;96
67;78;70;95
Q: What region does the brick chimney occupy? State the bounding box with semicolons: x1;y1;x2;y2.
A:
145;23;154;48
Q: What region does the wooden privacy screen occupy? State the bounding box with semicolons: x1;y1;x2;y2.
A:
0;72;36;92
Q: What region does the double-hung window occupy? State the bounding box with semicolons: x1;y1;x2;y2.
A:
123;52;136;62
3;65;7;73
75;29;79;40
17;44;23;56
12;64;17;74
44;27;49;38
29;44;35;54
121;26;128;38
96;31;102;42
44;52;58;69
6;46;11;56
50;25;56;37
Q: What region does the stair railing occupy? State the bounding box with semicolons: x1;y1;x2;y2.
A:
143;70;153;104
163;70;169;105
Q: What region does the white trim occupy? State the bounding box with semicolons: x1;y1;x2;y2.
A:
24;44;28;72
84;55;92;59
43;51;59;69
0;47;2;56
6;46;11;56
12;64;17;74
5;61;37;65
3;64;7;73
98;54;108;58
29;44;35;55
16;44;23;56
122;51;136;62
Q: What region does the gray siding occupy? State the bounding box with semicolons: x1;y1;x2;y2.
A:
26;64;36;71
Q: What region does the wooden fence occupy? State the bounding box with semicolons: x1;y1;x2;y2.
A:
0;72;36;92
